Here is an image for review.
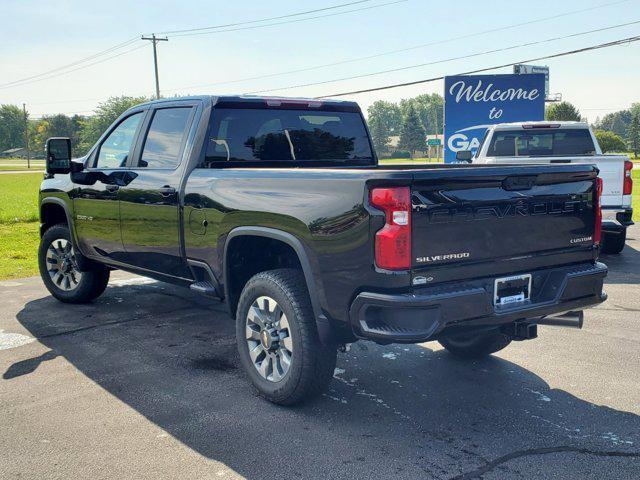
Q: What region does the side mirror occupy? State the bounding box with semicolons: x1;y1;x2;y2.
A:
455;150;473;163
45;137;72;174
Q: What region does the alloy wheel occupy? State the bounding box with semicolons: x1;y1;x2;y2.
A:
245;296;293;382
46;238;82;291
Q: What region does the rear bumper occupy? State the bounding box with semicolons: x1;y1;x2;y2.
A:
602;207;633;233
349;262;607;343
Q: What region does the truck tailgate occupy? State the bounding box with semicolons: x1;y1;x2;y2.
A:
410;166;597;279
481;155;624;207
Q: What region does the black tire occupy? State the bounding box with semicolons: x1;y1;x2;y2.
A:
439;330;512;359
236;268;337;405
39;224;110;303
601;230;626;255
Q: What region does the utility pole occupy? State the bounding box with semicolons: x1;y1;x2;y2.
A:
141;34;168;99
23;103;30;169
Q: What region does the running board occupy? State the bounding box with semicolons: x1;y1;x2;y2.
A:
187;259;222;299
189;281;219;297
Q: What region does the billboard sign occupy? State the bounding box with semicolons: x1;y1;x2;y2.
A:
444;74;545;163
514;64;549;98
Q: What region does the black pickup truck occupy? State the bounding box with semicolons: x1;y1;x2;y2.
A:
39;95;607;405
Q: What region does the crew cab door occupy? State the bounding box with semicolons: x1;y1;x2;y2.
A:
118;104;197;279
73;110;146;262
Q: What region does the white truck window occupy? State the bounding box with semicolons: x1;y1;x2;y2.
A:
488;129;596;157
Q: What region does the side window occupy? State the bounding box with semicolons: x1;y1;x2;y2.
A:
96;113;143;168
139;107;192;169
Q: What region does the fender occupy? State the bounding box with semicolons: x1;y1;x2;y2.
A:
40;197;91;271
223;226;333;345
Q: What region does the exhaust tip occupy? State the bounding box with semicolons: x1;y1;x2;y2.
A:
536;310;584;329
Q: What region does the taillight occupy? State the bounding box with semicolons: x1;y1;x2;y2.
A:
624;160;633;195
594;177;603;247
370;187;411;270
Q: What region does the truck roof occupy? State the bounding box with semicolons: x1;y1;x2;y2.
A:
137;95;361;112
490;121;589;130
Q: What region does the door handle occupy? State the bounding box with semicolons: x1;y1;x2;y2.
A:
105;185;120;193
159;186;176;197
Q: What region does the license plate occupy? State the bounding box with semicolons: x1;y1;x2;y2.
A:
494;274;532;307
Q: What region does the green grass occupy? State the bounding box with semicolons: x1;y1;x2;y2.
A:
0;222;40;279
0;158;44;164
0;172;42;223
0;172;43;279
0;157;45;172
0;165;45;171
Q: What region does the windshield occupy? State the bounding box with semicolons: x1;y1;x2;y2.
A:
203;108;373;167
487;128;596;157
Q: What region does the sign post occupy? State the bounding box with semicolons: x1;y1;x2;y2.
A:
443;73;545;163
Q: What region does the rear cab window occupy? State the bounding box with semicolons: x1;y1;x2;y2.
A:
202;106;374;168
488;128;596;157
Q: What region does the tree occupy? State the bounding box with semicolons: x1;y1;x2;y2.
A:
628;112;640;157
0;104;27;152
545;101;581;122
594;130;627;153
398;104;427;158
78;95;148;154
367;100;402;156
32;120;52;154
400;93;443;135
594;109;632;139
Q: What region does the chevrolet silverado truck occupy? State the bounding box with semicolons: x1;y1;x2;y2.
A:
40;96;607;405
463;121;633;254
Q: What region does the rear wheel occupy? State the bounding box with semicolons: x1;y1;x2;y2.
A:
439;330;512;359
601;229;626;255
236;269;337;405
39;224;110;303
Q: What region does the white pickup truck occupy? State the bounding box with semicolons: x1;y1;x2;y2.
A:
463;121;634;254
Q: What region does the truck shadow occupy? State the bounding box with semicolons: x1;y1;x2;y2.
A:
8;281;640;479
600;230;640;285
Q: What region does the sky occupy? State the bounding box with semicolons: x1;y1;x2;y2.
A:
1;0;639;122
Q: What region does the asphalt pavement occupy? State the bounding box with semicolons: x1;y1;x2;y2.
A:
1;226;639;479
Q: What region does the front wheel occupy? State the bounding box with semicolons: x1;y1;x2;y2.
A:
38;224;110;303
236;269;337;405
439;330;512;359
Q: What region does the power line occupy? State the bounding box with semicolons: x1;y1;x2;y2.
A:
156;0;374;35
0;43;149;91
0;1;402;92
246;20;640;94
168;0;407;37
0;36;139;89
316;35;640;98
161;0;632;92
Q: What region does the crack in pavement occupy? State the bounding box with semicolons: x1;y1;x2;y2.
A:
449;446;640;479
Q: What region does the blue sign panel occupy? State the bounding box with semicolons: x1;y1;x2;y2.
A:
444;73;545;163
